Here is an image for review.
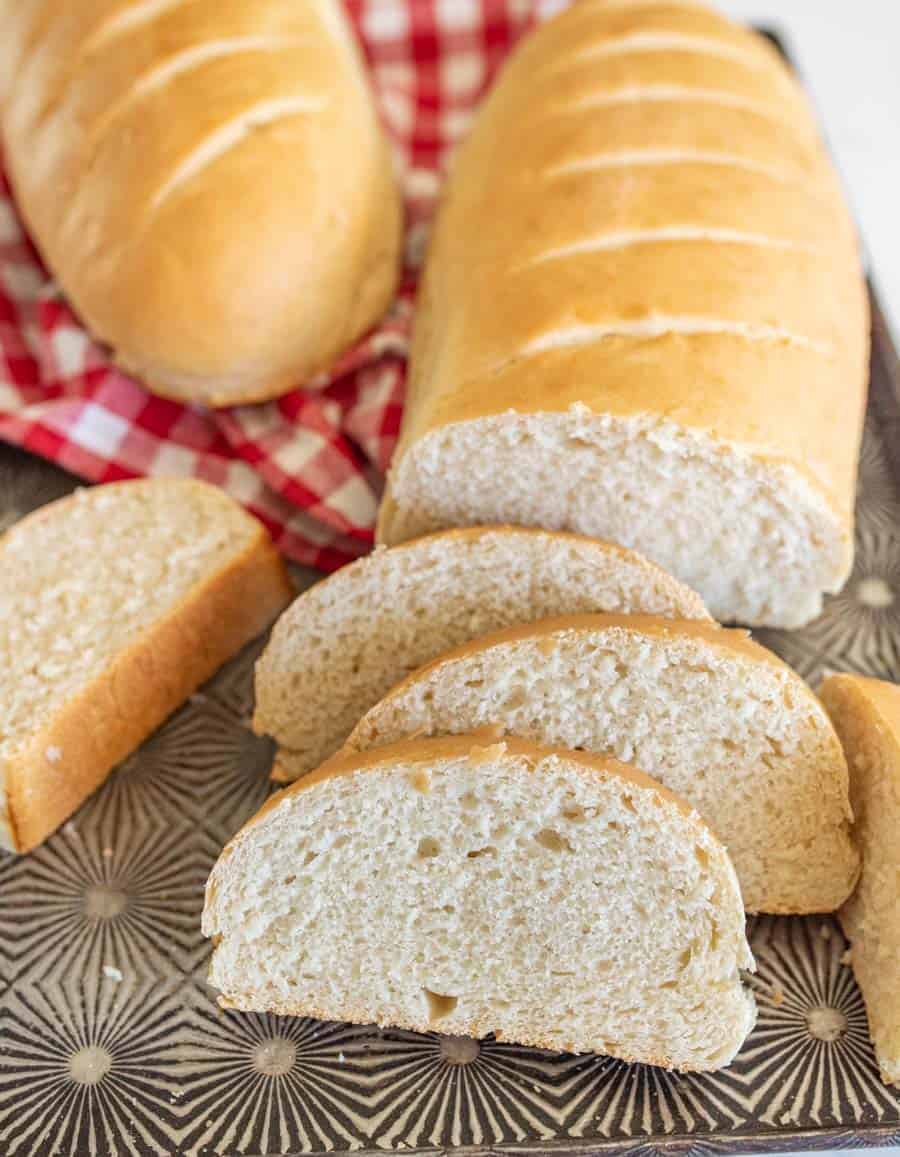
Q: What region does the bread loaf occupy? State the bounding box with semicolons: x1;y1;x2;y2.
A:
346;613;859;914
253;526;710;779
0;479;292;852
377;0;868;628
820;673;900;1085
203;734;756;1070
0;0;401;405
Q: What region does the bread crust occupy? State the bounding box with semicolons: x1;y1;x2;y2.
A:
0;482;294;852
0;0;401;404
376;1;868;581
821;673;900;1084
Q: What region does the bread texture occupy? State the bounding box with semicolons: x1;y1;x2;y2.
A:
203;734;756;1069
253;526;710;779
346;614;858;914
820;674;900;1085
0;479;292;852
377;0;868;628
0;0;401;405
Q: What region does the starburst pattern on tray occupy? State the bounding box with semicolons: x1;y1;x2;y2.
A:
759;521;900;684
0;815;221;983
178;998;384;1154
0;978;186;1157
724;917;898;1127
90;689;276;845
856;414;898;534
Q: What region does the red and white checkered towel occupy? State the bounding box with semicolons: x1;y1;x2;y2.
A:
0;0;560;570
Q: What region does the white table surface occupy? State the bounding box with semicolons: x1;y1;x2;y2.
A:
721;0;900;346
696;8;900;1154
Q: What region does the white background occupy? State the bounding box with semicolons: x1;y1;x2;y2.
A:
721;0;900;343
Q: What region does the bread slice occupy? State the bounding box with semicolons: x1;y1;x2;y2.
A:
254;526;710;780
0;479;293;852
820;673;900;1085
346;615;858;914
203;734;756;1069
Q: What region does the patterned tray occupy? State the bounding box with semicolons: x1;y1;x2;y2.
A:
0;300;899;1157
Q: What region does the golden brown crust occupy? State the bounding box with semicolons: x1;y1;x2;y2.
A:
821;673;900;744
235;734;702;849
347;610;817;707
378;0;868;547
0;0;401;405
2;488;293;852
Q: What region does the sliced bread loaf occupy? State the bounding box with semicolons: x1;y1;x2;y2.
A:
377;0;868;629
346;615;858;914
203;734;756;1069
0;478;293;852
254;526;709;779
820;673;900;1085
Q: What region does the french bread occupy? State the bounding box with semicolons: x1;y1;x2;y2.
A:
203;734;756;1070
0;478;293;852
346;613;859;914
377;0;868;628
253;526;710;779
0;0;401;405
820;673;900;1085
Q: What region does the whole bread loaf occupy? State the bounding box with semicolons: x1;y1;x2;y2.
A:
0;479;292;852
377;0;868;628
346;613;859;914
0;0;401;405
820;673;900;1086
203;734;756;1070
253;526;710;779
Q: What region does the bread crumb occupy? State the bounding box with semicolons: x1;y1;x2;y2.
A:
819;924;833;940
102;847;113;858
338;1051;346;1063
45;746;62;763
769;983;784;1007
102;965;123;982
841;947;853;966
408;769;431;794
63;821;79;838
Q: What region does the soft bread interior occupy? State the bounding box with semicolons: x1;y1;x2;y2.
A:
203;738;756;1070
382;412;849;628
821;675;900;1085
0;479;270;845
255;528;710;779
347;616;858;914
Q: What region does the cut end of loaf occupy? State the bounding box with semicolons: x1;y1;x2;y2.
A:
382;411;851;628
253;526;710;780
203;737;756;1070
821;674;900;1088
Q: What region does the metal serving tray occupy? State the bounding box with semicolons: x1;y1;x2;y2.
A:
0;297;898;1157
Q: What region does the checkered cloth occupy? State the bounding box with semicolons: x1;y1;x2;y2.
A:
0;0;560;570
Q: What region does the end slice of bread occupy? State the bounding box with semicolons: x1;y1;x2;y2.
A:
820;673;900;1085
203;734;756;1070
346;614;858;914
0;478;293;852
254;526;710;779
